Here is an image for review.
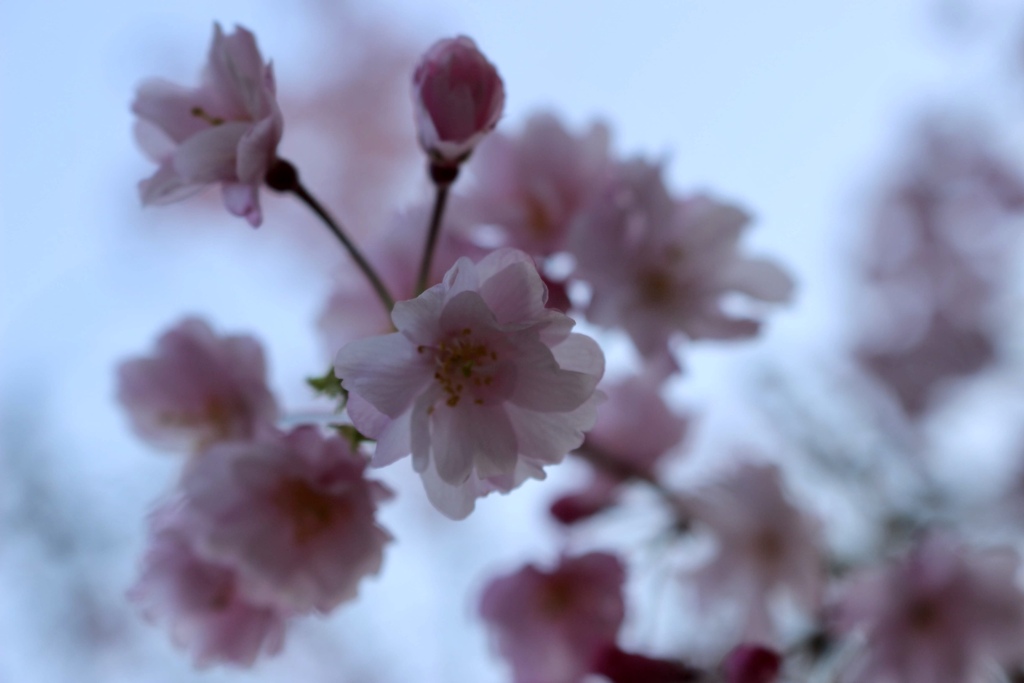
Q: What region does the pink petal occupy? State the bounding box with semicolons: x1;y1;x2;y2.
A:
132;78;208;144
236;113;282;184
334;333;432;417
173;121;250;183
478;254;548;326
551;333;606;378
139;162;205;206
221;182;262;227
420;458;478;520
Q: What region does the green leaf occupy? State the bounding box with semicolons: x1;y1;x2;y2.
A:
330;423;372;450
307;367;347;399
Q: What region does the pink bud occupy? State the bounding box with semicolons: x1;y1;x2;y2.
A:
723;644;781;683
412;36;505;166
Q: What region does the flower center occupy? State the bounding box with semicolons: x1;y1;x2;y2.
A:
526;196;553;237
427;327;498;408
638;269;675;306
271;479;343;545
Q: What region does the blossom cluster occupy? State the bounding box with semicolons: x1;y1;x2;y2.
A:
112;17;1024;683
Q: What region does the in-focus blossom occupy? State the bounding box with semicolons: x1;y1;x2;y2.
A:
129;501;289;668
552;373;688;524
834;533;1024;683
132;23;283;226
569;161;793;365
479;552;626;683
722;644;782;683
335;248;604;519
412;36;505;166
181;426;392;613
318;205;483;355
117;318;277;454
461;111;611;256
687;462;823;640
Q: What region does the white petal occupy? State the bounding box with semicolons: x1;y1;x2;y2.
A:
392;286;445;344
551;332;606;378
173;122;249;183
138;162;205;206
509;339;597;412
373;408;412;467
334;333;431;417
420;459;479;520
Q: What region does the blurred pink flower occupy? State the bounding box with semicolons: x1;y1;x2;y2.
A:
835;533;1024;683
335;248;604;519
412;36;505;166
181;426;392;613
569;161;793;364
853;120;1024;416
460;111;612;256
687;462;823;640
479;552;626;683
129;501;289;668
132;23;283;226
722;643;781;683
552;373;688;523
116;317;277;455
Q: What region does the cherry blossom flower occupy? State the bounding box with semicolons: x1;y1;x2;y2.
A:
834;533;1024;683
181;426;392;613
460;111;611;256
479;552;626;683
334;248;604;519
569;161;793;364
129;501;289;668
412;36;505;166
687;462;824;640
116;317;277;454
132;23;283;226
852;120;1024;416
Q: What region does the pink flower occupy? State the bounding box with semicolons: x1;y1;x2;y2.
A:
129;501;289;668
568;161;793;363
552;374;688;523
461;111;611;256
834;533;1024;683
181;426;392;613
116;317;277;454
722;644;782;683
479;552;626;683
687;462;823;640
412;36;505;166
852;120;1024;416
132;23;283;226
334;248;604;519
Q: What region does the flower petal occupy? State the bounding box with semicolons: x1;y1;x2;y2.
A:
221;182;262;227
335;333;432;418
173;121;250;183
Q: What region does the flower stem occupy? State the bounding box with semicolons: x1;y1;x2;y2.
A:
266;159;395;312
415;163;459;295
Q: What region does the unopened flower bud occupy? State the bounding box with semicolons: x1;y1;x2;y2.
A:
412;36;504;167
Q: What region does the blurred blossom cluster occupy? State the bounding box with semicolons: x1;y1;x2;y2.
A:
13;2;1024;683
